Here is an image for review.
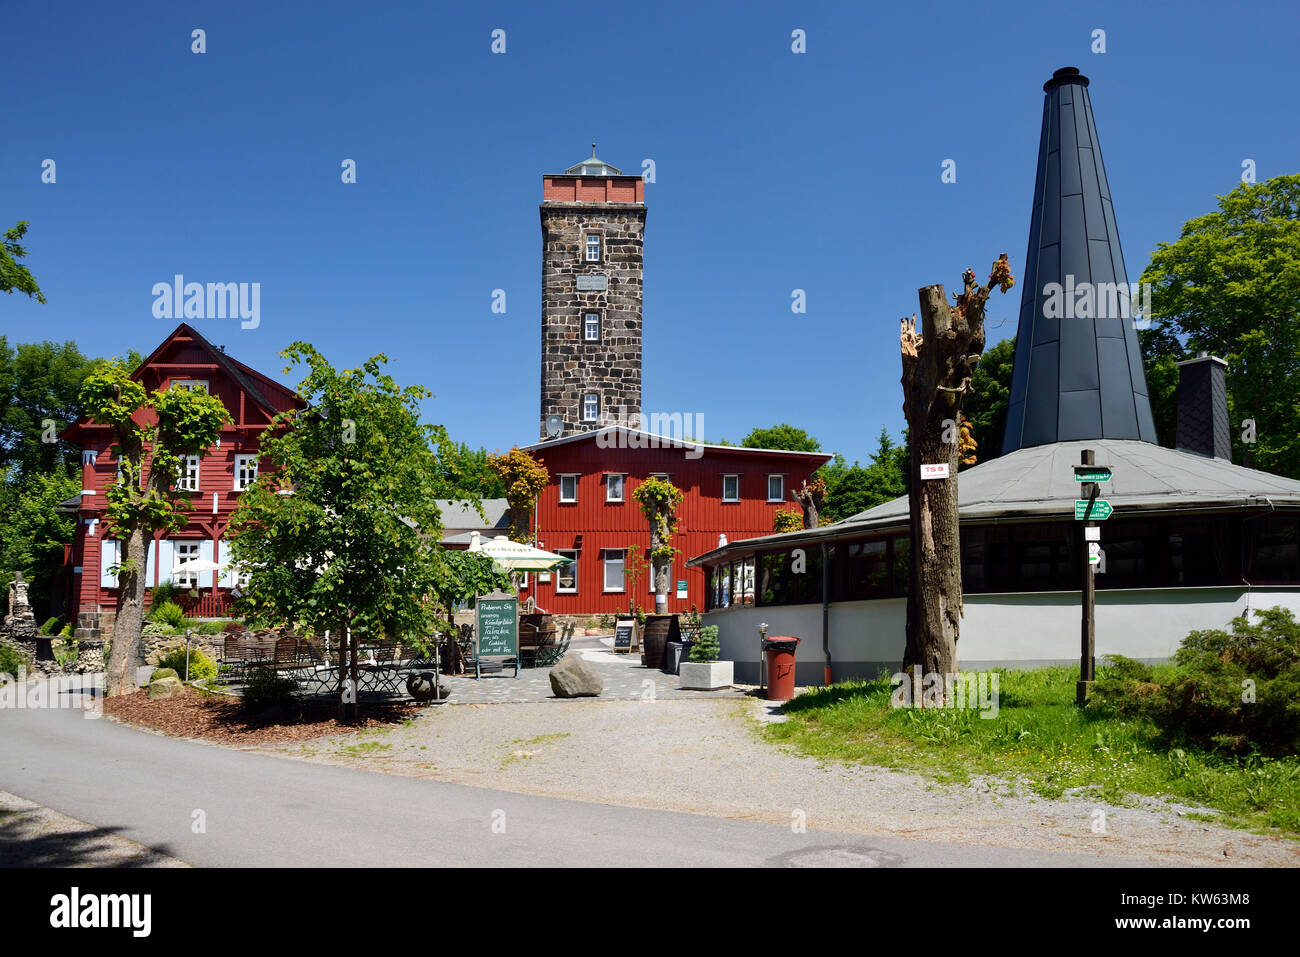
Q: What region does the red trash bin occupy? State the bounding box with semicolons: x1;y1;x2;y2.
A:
762;636;801;701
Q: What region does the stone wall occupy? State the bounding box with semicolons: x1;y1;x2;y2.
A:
540;204;645;439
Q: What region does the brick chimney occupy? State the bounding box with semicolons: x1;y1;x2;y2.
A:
1175;353;1231;460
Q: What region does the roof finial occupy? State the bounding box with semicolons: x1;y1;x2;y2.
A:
591;139;597;157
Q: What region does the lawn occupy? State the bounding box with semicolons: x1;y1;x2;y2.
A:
763;665;1300;836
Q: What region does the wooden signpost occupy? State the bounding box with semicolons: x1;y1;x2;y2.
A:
475;590;520;679
613;619;637;654
1074;450;1113;705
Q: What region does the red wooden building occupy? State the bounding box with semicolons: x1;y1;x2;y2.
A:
515;428;829;616
59;323;304;631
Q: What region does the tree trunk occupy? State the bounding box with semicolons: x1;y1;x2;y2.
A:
899;259;1012;691
105;527;149;696
653;558;668;614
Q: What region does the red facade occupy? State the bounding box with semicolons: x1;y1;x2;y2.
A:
61;323;304;624
515;431;829;616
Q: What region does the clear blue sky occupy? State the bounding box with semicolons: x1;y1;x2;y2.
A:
3;0;1297;466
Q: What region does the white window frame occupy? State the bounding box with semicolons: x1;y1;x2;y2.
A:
767;474;785;503
603;549;626;593
584;312;600;341
174;541;201;589
177;455;200;491
585;233;602;263
555;550;578;593
722;474;740;502
650;472;669;483
559;474;579;503
171;378;209;393
582;393;599;422
606;473;625;502
234;454;258;491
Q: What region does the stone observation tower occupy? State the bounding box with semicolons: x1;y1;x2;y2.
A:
1002;67;1159;454
539;144;645;441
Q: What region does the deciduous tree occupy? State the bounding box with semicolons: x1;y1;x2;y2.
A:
78;361;229;695
228;345;448;721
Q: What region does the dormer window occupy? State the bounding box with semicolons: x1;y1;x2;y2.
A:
585;234;602;263
172;379;209;393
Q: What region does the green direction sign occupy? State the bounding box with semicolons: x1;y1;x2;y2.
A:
1074;499;1113;521
1074;466;1113;482
476;596;518;658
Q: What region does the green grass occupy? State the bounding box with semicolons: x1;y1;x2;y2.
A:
338;741;391;757
764;666;1300;836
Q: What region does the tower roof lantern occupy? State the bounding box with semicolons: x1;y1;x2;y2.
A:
566;141;622;176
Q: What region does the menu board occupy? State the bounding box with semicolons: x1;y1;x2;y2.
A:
613;620;635;653
475;593;518;673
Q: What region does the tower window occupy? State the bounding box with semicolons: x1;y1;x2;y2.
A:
585;234;601;262
582;393;600;422
584;313;600;341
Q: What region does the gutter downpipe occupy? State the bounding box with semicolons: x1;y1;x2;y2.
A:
821;542;832;686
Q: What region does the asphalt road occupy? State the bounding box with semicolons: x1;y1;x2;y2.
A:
0;681;1132;868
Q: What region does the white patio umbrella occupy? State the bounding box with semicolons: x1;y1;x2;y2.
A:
171;557;223;575
468;534;573;572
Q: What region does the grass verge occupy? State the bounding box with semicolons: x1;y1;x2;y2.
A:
763;666;1300;836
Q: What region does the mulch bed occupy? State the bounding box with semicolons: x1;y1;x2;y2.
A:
102;686;422;745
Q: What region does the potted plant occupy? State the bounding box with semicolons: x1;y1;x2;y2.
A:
679;624;732;690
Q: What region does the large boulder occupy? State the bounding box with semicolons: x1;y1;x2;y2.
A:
147;676;184;700
548;654;603;698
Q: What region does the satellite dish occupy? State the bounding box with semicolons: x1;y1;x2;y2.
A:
545;415;564;438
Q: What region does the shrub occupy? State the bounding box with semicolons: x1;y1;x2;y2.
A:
241;666;299;714
198;620;227;635
1092;606;1300;756
149;580;180;607
0;642;30;676
150;667;179;682
155;646;218;682
150;600;187;628
689;625;721;662
59;623;73;637
596;614;614;630
39;616;62;636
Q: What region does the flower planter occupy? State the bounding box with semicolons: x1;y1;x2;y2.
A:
679;659;733;691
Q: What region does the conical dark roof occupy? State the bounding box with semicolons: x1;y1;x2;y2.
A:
1001;68;1158;454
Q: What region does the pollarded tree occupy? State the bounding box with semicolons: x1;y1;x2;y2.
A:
488;447;549;543
228;344;449;722
632;477;683;614
78;361;230;695
898;255;1014;683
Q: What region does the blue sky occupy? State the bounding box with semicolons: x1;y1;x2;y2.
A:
3;0;1297;466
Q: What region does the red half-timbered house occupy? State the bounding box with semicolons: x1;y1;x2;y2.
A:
60;323;304;632
516;428;830;616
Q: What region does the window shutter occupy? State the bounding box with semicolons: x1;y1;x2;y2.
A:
157;540;175;586
145;539;156;586
218;538;233;588
100;539;119;588
199;539;215;588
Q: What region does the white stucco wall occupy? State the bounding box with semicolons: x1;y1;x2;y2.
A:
705;586;1300;684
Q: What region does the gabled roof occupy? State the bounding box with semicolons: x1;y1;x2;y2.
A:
521;427;832;465
135;322;294;419
688;439;1300;566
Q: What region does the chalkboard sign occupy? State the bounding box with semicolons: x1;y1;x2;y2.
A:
613;619;635;653
475;591;519;678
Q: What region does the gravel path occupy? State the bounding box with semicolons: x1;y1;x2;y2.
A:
0;790;189;868
257;696;1299;867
